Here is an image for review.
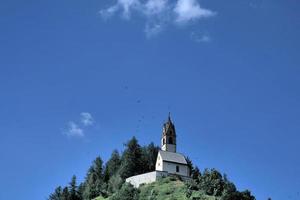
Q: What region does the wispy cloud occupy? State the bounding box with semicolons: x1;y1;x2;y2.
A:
190;32;212;43
100;0;216;37
63;112;95;138
145;21;164;37
144;0;168;15
80;112;94;126
100;0;141;19
174;0;216;24
64;121;84;137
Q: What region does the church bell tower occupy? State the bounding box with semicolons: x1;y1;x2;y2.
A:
161;113;177;153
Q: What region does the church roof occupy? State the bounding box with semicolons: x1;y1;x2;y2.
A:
158;150;187;165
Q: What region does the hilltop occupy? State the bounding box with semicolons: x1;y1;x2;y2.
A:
93;177;218;200
48;137;257;200
93;176;255;200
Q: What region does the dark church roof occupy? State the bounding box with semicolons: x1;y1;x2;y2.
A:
159;150;187;165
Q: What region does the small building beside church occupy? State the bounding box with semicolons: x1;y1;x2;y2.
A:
126;115;191;187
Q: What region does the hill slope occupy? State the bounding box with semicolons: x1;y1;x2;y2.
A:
94;177;219;200
48;137;257;200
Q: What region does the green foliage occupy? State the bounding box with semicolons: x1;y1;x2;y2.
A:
139;177;188;200
222;174;236;195
48;136;257;200
104;150;121;182
221;190;255;200
110;183;139;200
77;183;85;200
107;174;123;194
48;137;160;200
186;157;194;176
119;137;144;179
141;142;160;172
186;168;255;200
69;175;81;200
83;157;105;200
48;186;62;200
198;169;224;196
61;186;70;200
192;167;201;182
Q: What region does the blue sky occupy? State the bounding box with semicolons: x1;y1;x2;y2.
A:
0;0;299;199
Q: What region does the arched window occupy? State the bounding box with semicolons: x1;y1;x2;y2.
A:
163;138;166;145
169;137;173;144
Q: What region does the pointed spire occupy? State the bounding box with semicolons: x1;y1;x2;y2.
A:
161;113;177;152
164;113;175;134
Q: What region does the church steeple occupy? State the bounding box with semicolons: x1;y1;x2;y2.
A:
161;113;177;152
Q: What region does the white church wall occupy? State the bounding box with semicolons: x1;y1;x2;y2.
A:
125;171;168;188
162;161;189;177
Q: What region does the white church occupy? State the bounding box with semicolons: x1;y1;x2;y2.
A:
126;115;191;187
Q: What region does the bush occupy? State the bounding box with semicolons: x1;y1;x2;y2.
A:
110;183;139;200
107;174;123;194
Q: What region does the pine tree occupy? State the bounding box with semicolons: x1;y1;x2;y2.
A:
77;183;85;200
110;183;139;200
104;150;121;182
199;168;224;196
61;186;70;200
69;175;80;200
142;142;159;172
186;157;194;177
223;174;236;194
119;137;143;179
107;174;123;194
83;157;104;200
48;186;62;200
192;166;201;182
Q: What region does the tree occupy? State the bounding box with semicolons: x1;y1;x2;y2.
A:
142;142;159;172
108;174;124;194
48;186;62;200
119;137;143;179
240;190;256;200
186;157;194;177
104;150;121;182
222;174;236;195
192;166;201;182
83;157;105;200
69;175;81;200
61;186;70;200
77;183;85;200
221;190;255;200
199;168;224;196
47;137;258;200
111;183;139;200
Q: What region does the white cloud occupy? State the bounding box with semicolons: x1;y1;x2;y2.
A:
80;112;94;126
144;0;168;15
65;121;84;137
145;21;164;37
100;5;119;19
190;32;212;43
62;112;95;138
100;0;141;19
99;0;216;36
174;0;216;23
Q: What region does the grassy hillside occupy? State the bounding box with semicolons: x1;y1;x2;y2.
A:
93;177;218;200
48;137;256;200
